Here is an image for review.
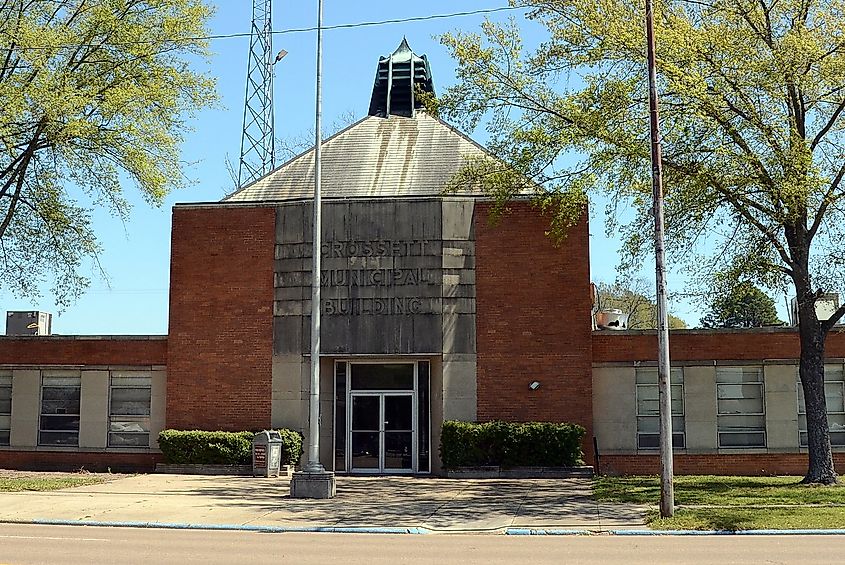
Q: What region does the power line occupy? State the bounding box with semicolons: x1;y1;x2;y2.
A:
3;5;523;52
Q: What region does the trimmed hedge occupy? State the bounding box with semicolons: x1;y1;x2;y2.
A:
158;429;304;466
439;421;585;469
274;428;304;467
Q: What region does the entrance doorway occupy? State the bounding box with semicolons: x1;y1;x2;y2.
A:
334;361;431;474
350;393;413;472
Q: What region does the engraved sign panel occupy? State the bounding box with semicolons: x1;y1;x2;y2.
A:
274;200;444;355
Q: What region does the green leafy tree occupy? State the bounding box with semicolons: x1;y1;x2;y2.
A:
0;0;216;306
441;0;845;483
701;282;784;328
596;279;687;330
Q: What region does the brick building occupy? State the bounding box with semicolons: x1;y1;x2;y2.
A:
1;40;844;474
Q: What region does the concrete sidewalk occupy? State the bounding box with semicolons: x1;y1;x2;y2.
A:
0;474;646;533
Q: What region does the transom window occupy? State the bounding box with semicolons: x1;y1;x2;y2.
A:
0;374;11;446
798;365;845;447
717;366;765;448
636;367;685;450
109;374;152;448
40;375;81;446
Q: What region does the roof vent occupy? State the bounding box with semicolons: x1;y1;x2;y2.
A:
368;37;435;118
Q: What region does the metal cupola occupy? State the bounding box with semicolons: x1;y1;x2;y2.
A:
367;37;435;118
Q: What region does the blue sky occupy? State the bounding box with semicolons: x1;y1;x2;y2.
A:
0;0;711;334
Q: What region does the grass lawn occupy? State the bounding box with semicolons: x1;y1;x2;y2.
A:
647;506;845;530
595;475;845;530
0;473;114;492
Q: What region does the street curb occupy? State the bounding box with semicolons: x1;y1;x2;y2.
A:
506;528;845;536
0;519;431;535
7;520;845;536
610;529;845;536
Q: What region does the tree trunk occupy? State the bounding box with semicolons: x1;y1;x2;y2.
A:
795;279;838;484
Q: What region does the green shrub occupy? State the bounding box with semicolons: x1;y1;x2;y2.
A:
158;429;304;466
275;428;304;466
439;421;585;469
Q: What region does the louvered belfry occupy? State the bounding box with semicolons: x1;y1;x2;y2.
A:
368;38;435;118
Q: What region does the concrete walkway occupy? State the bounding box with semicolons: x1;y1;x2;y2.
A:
0;475;646;533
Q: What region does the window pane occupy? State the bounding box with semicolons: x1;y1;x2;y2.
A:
0;430;8;445
832;432;845;446
718;414;765;430
717;367;762;383
43;376;80;387
0;375;11;386
638;434;660;449
719;432;765;447
638;433;685;449
0;414;10;429
351;364;414;390
635;368;683;384
110;388;151;416
718;383;763;400
638;399;659;416
42;386;81;415
109;419;150;433
418;361;430;473
42;386;81;402
335;362;347;472
0;398;10;414
830;415;845;431
825;383;844;413
111;375;152;387
639;385;683;416
638;385;659;402
672;415;685;432
719;397;764;415
825;366;845;382
39;431;78;446
637;416;659;434
109;433;150;447
41;415;80;431
42;398;81;415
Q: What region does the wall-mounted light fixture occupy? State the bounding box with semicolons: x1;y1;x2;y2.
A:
529;381;541;391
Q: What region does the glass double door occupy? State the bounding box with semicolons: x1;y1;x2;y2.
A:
350;393;414;473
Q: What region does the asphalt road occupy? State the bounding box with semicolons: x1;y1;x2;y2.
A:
1;524;844;564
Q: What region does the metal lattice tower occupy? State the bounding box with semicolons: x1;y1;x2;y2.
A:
238;0;274;188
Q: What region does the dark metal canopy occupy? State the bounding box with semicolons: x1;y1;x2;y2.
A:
368;38;435;118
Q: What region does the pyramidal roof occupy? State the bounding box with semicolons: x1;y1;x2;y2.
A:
223;112;489;202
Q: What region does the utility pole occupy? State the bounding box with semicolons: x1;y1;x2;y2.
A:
290;0;335;499
645;0;674;518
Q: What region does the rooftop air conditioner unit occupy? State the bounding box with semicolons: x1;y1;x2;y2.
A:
595;309;629;330
789;294;840;326
6;311;53;336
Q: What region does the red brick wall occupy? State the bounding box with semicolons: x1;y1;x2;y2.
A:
592;328;845;363
474;202;594;460
0;450;161;472
601;453;845;476
0;337;166;366
167;205;275;431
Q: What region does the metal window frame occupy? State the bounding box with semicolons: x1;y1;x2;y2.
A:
797;363;845;447
38;374;81;447
716;366;766;448
0;374;11;445
635;368;686;451
333;359;431;475
107;375;152;448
